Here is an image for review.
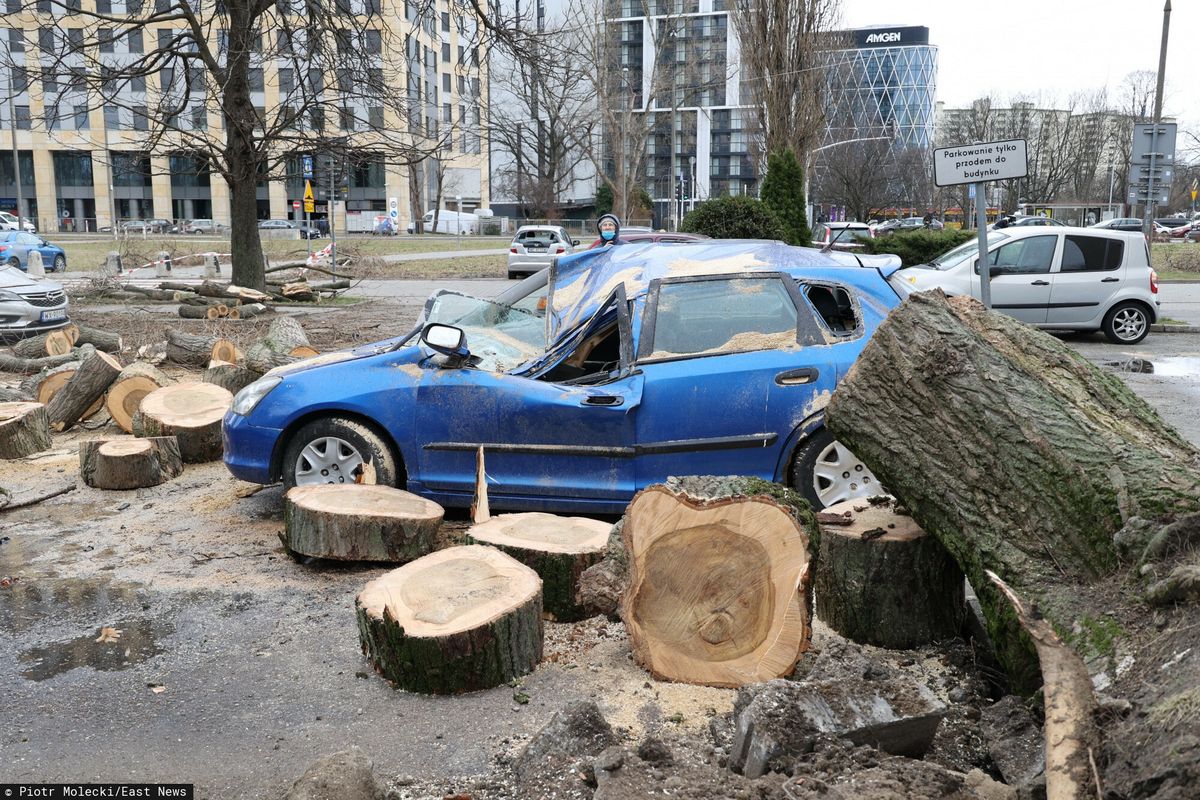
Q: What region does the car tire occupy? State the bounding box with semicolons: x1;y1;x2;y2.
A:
789;427;881;510
1101;302;1150;345
281;416;400;490
52;255;66;272
6;257;19;270
507;270;519;279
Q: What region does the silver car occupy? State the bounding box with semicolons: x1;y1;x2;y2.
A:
890;227;1159;344
507;225;578;279
0;265;70;342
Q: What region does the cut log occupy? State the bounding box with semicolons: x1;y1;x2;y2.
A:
178;304;211;320
78;436;183;490
281;281;315;302
132;382;233;463
823;291;1200;796
620;481;815;687
62;323;79;345
289;345;319;358
23;362;106;421
105;362;172;434
0;402;52;458
122;285;195;302
74;325;123;353
201;362;258;394
0;345;92;375
13;329;73;358
244;317;312;374
225;308;240;320
44;350;122;432
355;544;544;693
165;329;217;368
0;386;31;402
205;306;222;320
234;302;268;319
814;497;966;649
283;484;444;562
467;513;609;622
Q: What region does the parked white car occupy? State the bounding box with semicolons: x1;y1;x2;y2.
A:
507;225;579;279
889;227;1159;344
407;210;478;235
0;211;37;233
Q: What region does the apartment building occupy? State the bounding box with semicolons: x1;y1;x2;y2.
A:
0;0;490;233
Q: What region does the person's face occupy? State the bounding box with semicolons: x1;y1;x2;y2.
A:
600;220;617;241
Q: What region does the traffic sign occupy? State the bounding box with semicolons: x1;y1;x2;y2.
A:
302;155;314;179
1131;123;1177;165
303;180;315;213
292;200;301;210
933;139;1028;187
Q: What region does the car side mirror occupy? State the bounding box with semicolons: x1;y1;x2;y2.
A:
989;266;1004;278
420;323;469;359
572;239;580;246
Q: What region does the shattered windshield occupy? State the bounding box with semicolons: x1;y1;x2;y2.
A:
423;291;546;373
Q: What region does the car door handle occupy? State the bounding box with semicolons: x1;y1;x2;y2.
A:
1030;280;1050;286
776;368;818;386
583;395;623;407
1101;277;1120;282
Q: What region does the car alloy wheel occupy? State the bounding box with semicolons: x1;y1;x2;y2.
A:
53;255;65;272
1102;302;1149;345
791;427;881;510
294;436;365;486
282;416;400;489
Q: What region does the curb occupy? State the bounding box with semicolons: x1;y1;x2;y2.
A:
1150;324;1200;333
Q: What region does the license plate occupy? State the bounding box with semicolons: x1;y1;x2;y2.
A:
41;309;67;322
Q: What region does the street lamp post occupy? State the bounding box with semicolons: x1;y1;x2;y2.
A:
101;109;117;239
7;91;26;234
455;194;462;246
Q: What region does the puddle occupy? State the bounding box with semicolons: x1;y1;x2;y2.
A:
18;617;169;681
0;577;151;634
1106;357;1200;377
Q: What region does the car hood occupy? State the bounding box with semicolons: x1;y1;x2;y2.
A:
0;266;63;292
264;339;417;378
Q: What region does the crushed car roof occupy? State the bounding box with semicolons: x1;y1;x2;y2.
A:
547;239;891;341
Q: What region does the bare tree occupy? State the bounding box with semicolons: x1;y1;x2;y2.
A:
5;0;515;289
731;0;844;165
812;137;892;221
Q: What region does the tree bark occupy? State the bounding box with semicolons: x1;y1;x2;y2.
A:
620;480;816;688
814;497;965;649
22;362;106;423
233;302;268;319
132;382;233;463
44;350;121;432
0;344;93;375
178;304;215;320
201;362;258;395
73;325;123;353
245;316;312;374
78;437;183;490
165;329;217;368
105;362;172;434
13;329;74;359
283;484;444;562
466;512;610;621
0;402;52;458
355;545;544;693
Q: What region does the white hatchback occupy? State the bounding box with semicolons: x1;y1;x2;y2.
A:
889;227;1159;344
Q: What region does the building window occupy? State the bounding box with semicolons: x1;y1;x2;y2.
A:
191;106;206;130
278;68;293;93
340;107;354;130
45;107;60;131
335;0;351;14
170;154;210;187
104;106;120;129
457;75;466;95
8;30;23;52
74;105;89;129
130;75;146;93
160;67;174;91
96;0;110;10
158;30;174;49
99;28;114;53
113;153;152;187
364;30;381;54
442;102;451;123
442;73;451;93
127;28;143;54
15;105;31;129
442;42;450;62
368;106;383;129
10;66;28;93
248;68;264;91
43;73;58;94
37;27;53;51
365;0;380;13
53;152;93;186
132;105;148;131
310;108;324;131
457;45;464;63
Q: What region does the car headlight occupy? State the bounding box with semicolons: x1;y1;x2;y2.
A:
231;375;282;416
0;290;22;302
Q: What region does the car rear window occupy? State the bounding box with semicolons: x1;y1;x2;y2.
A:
643;277;799;360
1061;236;1122;272
802;284;859;336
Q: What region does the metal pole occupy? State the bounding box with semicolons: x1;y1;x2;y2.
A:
975;181;991;309
1107;160;1116;215
8;92;26;234
101;112;117;240
1143;0;1171;240
329;156;337;277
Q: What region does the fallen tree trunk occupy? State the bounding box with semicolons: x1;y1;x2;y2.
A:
44;350;121;432
245;316;311;374
165;329;217;368
824;291;1200;796
620;477;817;687
814;496;965;649
232;302;268;320
0;344;93;375
0;402;52;458
21;362;105;421
105;362;172;433
73;325;123;353
355;544;543;693
132;382;232;462
0;386;31;402
466;512;610;621
201;361;258;394
121;285;197;302
210;339;239;364
13;329;74;358
178;304;217;320
283;484;444;562
79;436;183;490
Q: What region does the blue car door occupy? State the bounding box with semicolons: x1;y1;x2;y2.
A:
633;274;838;486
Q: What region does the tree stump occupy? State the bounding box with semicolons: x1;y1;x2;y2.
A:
0;402;52;458
44;350;122;432
814;497;965;649
467;513;610;622
24;362;106;421
165;329;217;368
132;382;233;463
79;437;183;489
202;361;258;395
355;545;544;693
105;362;172;434
283;484;444;562
620;480;816;687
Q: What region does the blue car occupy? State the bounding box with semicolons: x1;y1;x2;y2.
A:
0;231;68;272
223;241;903;512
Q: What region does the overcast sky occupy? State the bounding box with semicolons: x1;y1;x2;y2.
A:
841;0;1195;131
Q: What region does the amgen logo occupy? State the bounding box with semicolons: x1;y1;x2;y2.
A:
865;31;901;44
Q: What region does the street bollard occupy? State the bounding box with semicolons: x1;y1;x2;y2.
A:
103;251;122;278
204;253;220;279
26;250;45;279
155;251;172;278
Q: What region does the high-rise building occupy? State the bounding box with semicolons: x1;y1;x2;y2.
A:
0;1;491;233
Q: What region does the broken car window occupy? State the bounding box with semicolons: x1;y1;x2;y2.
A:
422;290;545;373
643;277;799;361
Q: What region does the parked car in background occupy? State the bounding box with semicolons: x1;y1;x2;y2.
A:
0;263;69;341
1168;220;1197;239
223;241;904;512
121;218;172;234
180;219;228;235
1187;226;1200;243
890;226;1158;344
258;219;320;239
812;221;874;250
876;217;943;235
0;231;67;272
406;210;479;235
0;211;37;233
1090;217;1145;232
586;231;710;249
1154;217;1190;231
508;225;579;279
